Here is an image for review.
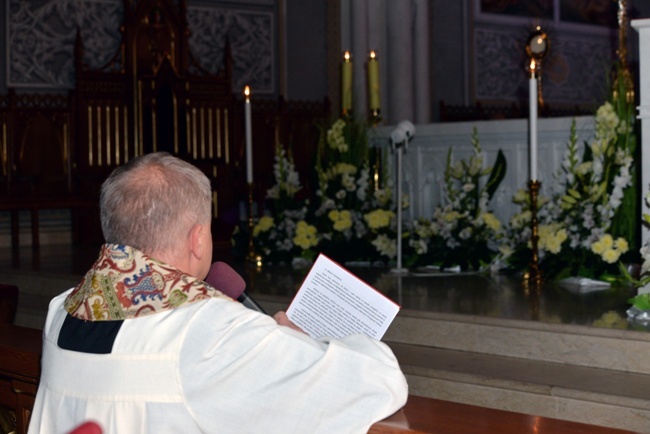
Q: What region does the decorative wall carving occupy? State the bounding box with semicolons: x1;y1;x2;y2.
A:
188;7;274;93
474;26;612;105
8;0;123;87
7;0;274;93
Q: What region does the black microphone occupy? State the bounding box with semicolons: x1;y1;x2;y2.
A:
205;261;267;314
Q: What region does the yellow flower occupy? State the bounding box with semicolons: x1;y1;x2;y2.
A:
509;210;531;230
591;239;605;255
512;189;529;204
328;209;352;232
538;224;566;254
593;310;627;329
253;216;274;236
600;234;614;250
614;237;629;253
293;221;319;250
482;212;501;231
576;162;592;176
602;248;621;264
498;244;513;257
364;209;395;230
442;211;462;223
545;237;563;254
333;162;357;176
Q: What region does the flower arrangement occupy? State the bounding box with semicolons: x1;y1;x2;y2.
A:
502;109;633;281
236;115;400;266
406;128;506;271
623;189;650;315
242;144;318;264
608;62;638;254
313;116;398;264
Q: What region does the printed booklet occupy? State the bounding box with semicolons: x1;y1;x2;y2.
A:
286;254;400;340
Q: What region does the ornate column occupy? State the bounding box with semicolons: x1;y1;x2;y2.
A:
413;0;431;123
632;19;650;249
348;0;369;117
387;0;414;123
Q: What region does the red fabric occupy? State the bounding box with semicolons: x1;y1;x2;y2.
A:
68;421;103;434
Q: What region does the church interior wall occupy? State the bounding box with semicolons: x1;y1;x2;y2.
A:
430;0;470;121
2;0;650;247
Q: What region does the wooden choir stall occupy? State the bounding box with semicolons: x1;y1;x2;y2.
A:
0;0;329;251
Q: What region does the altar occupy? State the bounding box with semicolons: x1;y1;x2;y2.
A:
240;262;650;433
369;115;596;225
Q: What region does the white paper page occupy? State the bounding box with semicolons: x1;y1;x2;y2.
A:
287;254;400;340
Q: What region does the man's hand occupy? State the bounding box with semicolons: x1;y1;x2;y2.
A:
274;311;306;334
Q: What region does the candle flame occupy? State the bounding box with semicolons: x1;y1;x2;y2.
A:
344;51;351;61
244;85;251;101
369;50;377;60
530;59;536;71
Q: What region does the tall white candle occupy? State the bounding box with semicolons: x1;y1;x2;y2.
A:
244;85;253;184
529;61;538;181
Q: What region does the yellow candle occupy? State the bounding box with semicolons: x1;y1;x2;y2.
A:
341;51;353;115
367;50;381;112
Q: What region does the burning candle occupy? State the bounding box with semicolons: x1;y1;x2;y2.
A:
244;85;253;184
341;51;353;115
367;50;381;112
529;60;538;181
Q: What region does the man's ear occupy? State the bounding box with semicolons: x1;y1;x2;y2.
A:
189;223;205;260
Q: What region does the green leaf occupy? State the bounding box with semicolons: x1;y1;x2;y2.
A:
629;294;650;310
484;149;506;202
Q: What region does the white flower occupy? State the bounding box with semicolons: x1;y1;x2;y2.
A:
462;183;475;193
641;246;650;275
372;234;396;258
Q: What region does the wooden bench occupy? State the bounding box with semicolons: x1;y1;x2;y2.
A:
0;323;639;434
0;324;41;434
0;197;97;249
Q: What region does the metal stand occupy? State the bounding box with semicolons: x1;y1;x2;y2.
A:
246;182;262;267
527;180;542;291
392;143;407;274
389;121;415;274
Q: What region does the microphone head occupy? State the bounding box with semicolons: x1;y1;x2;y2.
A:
205;261;246;300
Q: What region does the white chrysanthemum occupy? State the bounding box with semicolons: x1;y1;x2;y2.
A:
372;234;396;258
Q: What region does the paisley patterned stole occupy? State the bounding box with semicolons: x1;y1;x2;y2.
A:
65;244;228;321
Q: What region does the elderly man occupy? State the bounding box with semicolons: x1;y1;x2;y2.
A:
28;152;408;434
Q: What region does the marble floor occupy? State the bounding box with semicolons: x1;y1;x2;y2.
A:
0;242;643;333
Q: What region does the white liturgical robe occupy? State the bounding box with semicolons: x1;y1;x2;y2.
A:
29;289;408;434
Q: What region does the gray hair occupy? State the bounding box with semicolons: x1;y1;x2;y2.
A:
100;152;212;254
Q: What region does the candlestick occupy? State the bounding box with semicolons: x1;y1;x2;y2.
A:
367;50;381;118
244;85;253;184
529;60;538;181
247;180;262;266
341;51;353;116
527;179;542;292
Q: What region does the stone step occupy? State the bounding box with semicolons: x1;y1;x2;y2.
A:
389;342;650;433
384;310;650;376
262;296;650;432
